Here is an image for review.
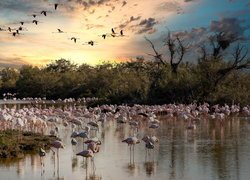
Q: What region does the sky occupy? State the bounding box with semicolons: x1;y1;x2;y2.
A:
0;0;250;67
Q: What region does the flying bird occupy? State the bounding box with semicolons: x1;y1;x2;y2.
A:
11;32;18;37
8;27;15;32
49;3;63;10
54;3;59;10
58;29;63;33
52;29;66;33
70;37;79;43
120;30;124;36
32;20;39;25
0;27;6;31
102;34;107;39
99;34;108;39
83;40;97;46
18;26;28;31
111;28;116;34
41;11;51;16
30;14;37;18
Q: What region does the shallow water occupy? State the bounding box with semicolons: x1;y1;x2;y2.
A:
1;116;250;180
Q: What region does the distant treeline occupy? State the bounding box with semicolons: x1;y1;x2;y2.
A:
0;57;249;105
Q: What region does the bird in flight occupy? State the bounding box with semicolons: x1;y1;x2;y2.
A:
111;28;116;34
32;20;39;25
55;4;59;10
0;27;6;31
120;30;124;36
18;26;28;32
8;27;15;32
88;41;95;46
102;34;106;39
70;37;79;43
83;41;97;46
41;11;51;16
28;14;37;18
54;3;63;10
99;34;108;39
58;29;66;33
52;29;66;33
11;32;18;37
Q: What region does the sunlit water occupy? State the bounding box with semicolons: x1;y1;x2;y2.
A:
1;116;250;180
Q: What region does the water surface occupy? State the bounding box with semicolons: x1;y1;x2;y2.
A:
0;116;250;180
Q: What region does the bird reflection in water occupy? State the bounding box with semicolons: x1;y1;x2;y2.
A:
144;161;158;176
126;162;140;177
72;156;78;171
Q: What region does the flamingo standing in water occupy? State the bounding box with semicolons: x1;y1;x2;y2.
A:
76;149;95;171
142;135;159;160
51;140;64;178
122;136;140;163
39;147;46;167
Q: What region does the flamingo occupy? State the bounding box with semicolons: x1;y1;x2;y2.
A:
120;30;124;36
58;29;63;33
32;20;39;25
111;28;116;34
12;32;17;37
101;34;107;39
54;4;59;10
122;136;140;163
39;148;46;167
51;140;64;156
76;149;94;168
83;41;97;46
86;141;100;153
71;138;78;145
70;37;79;43
142;135;158;159
41;11;51;16
0;27;6;31
28;14;37;18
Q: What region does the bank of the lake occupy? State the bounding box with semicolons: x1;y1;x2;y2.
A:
0;130;58;158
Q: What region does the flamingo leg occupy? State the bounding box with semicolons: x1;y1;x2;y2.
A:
132;145;135;164
57;149;59;179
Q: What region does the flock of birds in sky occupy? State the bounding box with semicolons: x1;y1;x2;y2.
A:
0;2;126;46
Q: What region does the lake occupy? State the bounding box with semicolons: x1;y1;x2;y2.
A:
0;116;250;180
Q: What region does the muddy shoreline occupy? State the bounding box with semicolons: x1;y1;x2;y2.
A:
0;130;58;158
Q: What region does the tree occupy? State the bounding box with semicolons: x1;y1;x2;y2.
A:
197;31;250;100
0;67;19;93
145;31;189;74
46;59;77;73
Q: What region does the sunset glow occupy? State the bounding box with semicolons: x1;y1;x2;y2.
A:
0;0;249;67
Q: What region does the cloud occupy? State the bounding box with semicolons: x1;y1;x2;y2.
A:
118;16;141;29
86;24;104;30
74;0;117;10
0;56;28;68
171;27;209;48
184;0;196;2
135;18;158;34
157;1;182;12
210;17;250;39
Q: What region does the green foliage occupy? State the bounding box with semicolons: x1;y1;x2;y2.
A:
0;58;249;105
46;59;77;73
0;68;19;93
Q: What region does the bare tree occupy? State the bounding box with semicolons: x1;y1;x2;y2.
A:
214;44;249;86
145;31;189;74
209;32;239;59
